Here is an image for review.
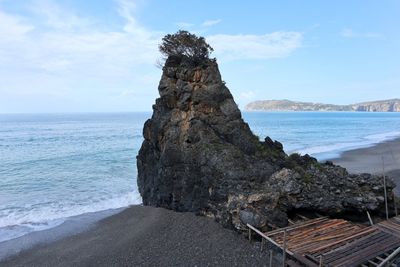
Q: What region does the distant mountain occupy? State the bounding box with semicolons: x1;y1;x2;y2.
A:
245;99;400;112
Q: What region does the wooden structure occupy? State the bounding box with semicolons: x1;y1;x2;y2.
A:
248;216;400;266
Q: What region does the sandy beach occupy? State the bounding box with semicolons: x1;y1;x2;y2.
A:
0;206;273;267
332;137;400;195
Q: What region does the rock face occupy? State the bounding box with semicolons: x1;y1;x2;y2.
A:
352;99;400;112
245;99;400;112
137;56;395;231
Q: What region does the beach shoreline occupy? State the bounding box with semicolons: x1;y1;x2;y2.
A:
0;208;125;261
331;137;400;195
0;205;273;267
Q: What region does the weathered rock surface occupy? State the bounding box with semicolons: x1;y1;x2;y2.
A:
137;56;395;232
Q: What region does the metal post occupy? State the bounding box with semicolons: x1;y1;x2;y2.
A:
377;246;400;267
382;156;389;220
248;228;252;242
282;229;287;267
319;255;324;267
393;191;398;217
366;211;374;225
269;249;273;267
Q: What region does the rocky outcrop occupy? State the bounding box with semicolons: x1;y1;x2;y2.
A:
352;99;400;112
245;99;400;112
137;56;395;232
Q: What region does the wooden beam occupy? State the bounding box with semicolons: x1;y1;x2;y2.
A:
246;223;293;256
264;217;327;237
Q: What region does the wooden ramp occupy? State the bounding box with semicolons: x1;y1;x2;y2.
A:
375;216;400;238
259;216;400;266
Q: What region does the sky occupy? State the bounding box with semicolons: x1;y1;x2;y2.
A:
0;0;399;113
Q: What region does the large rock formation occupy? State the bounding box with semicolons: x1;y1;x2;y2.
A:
137;56;395;231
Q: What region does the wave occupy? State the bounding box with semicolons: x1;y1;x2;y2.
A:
0;192;142;243
295;131;400;159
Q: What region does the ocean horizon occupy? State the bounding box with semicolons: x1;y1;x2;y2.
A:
1;111;400;243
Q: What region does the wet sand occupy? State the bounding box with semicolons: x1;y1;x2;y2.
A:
331;138;400;195
0;205;272;267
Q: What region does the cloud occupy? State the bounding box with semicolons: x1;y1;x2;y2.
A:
207;32;303;60
0;0;161;79
0;10;33;41
340;28;383;39
202;19;221;27
29;0;93;31
0;0;303;112
0;0;163;111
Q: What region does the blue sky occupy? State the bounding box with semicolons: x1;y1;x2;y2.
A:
0;0;399;113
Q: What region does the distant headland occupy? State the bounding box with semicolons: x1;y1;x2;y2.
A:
245;99;400;112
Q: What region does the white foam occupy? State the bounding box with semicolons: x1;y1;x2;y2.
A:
298;141;371;156
364;131;400;142
295;131;400;159
0;192;142;243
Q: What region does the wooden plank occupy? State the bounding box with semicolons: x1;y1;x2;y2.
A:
331;238;400;267
322;231;389;263
273;220;352;246
339;243;400;267
264;217;329;237
258;216;400;267
309;227;377;254
323;231;390;263
246;223;294;256
292;225;376;253
290;252;319;267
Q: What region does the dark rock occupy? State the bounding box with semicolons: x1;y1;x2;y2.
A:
137;56;396;232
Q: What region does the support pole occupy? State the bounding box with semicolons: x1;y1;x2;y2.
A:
269;250;273;267
282;229;287;267
366;210;374;225
261;238;265;251
248;228;252;242
377;246;400;267
319;255;324;267
393;191;398;217
382;156;389;220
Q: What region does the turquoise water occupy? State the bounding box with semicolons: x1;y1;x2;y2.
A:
1;111;400;242
245;112;400;159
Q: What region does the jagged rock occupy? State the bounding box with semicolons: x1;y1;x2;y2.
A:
137;56;395;232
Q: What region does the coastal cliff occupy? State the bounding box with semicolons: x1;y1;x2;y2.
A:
137;55;395;231
246;99;400;112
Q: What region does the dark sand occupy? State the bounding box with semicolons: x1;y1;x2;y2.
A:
1;206;273;267
331;138;400;195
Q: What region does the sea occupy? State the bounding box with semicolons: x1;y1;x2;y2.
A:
1;111;400;244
